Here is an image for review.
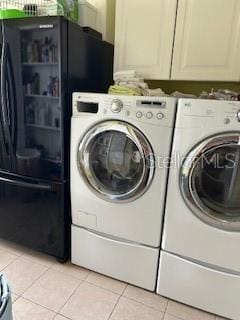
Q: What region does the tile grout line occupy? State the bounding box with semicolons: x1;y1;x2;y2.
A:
107;294;122;320
54;314;72;320
166;309;216;320
48;263;91;282
16;259;51;296
106;284;129;320
0;254;21;273
165;299;170;312
0;246;23;256
84;279;127;296
121;284;128;296
19;296;59;315
1;244;219;320
21;271;85;314
118;294;168;313
57;279;85;315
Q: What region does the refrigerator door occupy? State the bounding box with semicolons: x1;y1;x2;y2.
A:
1;17;64;181
0;171;69;259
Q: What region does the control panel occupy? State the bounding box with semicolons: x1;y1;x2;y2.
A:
72;93;176;127
100;97;175;126
178;99;240;129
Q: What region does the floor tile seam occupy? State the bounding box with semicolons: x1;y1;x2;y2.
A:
54;313;72;320
165;310;215;320
84;278;126;295
119;295;167;313
120;284;128;297
21;254;55;268
49;264;90;282
164;299;170;313
12;295;20;304
107;294;122;320
15;295;58;315
19;263;51;296
0;247;24;257
57;279;84;315
0;254;21;272
0;247;20;258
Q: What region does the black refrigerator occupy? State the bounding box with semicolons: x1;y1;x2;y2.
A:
0;16;113;261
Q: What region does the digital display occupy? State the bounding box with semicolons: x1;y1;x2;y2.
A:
137;100;166;108
77;102;99;113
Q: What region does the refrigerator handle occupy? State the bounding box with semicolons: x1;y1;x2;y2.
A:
5;43;17;150
0;22;11;168
1;37;15;167
0;176;52;191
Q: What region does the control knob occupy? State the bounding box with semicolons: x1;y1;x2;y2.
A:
237;110;240;122
111;99;123;113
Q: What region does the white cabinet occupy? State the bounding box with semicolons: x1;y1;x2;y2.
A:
114;0;240;81
171;0;240;81
114;0;177;79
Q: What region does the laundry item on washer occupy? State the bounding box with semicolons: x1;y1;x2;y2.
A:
109;70;149;95
108;85;142;96
171;91;196;98
143;88;168;96
199;88;240;100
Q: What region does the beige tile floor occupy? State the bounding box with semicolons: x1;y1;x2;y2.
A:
0;239;225;320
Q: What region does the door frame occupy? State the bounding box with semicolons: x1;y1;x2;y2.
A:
180;131;240;231
77;120;155;203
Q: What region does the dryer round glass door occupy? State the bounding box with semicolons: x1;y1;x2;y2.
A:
78;120;155;203
180;132;240;231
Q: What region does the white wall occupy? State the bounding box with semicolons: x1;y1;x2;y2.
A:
86;0;115;43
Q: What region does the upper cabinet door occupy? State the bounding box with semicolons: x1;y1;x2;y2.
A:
114;0;177;79
171;0;240;81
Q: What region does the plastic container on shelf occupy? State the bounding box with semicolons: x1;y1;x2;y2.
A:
0;9;27;19
0;274;13;320
0;0;79;23
16;148;41;176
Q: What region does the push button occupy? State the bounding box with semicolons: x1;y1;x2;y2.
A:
156;112;164;120
146;112;153;119
136;111;143;118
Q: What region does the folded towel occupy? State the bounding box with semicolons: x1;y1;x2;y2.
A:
114;76;144;82
143;88;167;97
114;70;137;80
108;85;142;96
116;81;149;90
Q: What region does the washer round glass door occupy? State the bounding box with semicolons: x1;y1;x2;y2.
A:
78;120;155;203
180;132;240;231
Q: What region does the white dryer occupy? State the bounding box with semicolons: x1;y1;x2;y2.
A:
71;93;177;290
157;99;240;319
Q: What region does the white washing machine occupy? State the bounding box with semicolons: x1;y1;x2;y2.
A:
71;93;177;290
157;98;240;319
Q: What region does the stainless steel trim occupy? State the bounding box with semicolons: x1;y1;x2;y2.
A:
180;132;240;231
0;176;52;191
77;120;155;203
